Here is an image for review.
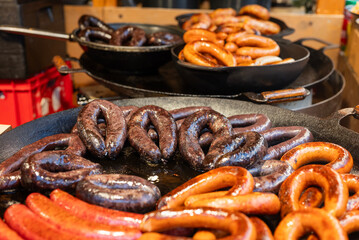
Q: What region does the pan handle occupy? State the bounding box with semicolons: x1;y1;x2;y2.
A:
52;56;87;74
243;87;311;103
325;105;359;123
0;25;71;41
294;37;339;52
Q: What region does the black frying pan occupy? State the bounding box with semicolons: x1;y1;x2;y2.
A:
175;13;295;39
0;23;184;74
171;39;310;94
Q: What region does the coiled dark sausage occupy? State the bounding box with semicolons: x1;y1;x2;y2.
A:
76;174;161;213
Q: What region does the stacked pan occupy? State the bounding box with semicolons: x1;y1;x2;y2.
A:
0;12;343;118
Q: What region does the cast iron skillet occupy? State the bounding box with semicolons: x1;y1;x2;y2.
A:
0;23;184;74
175;13;295;39
0;97;359;230
171;39;310;94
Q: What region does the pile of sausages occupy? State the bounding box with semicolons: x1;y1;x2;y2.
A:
1;99;359;239
77;15;182;47
179;5;294;67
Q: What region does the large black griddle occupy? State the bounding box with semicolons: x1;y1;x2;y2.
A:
175;13;295;39
1;97;359;229
0;23;184;74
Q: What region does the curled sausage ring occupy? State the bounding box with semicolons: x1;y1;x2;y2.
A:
278;164;348;218
110;25;147;46
248;159;294;193
205;131;267;170
274;208;348;240
77;99;127;160
20;151;102;191
178;109;233;171
76;174;161;213
140;207;256;240
183;40;236;67
261;126;314;160
280;141;353;173
127;105;177;164
235;34;280;59
0;133;86;190
157;166;254;210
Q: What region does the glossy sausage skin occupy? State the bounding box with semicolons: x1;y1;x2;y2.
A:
339;210;359;235
0;133;86;190
183;40;236;67
278;164;348;218
147;32;182;46
249;217;274;240
50;189;143;228
261;126;314;160
139;208;256;240
77;99;127;160
0;217;23;240
127;105;177;164
25;193;142;240
78;14;114;33
239;4;270;20
280;142;353;173
235;34;280;59
110;26;147;46
274;208;348;240
178;109;233;171
78;27;112;44
185;192;281;215
248;159;294;193
20;151;102;191
157;166;254;210
76;174;161;213
205;131;267;170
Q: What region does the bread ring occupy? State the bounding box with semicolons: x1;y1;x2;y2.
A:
239;4;270;20
235;34;280;59
157;166;254;210
278;164;348;218
183;41;236;67
280;142;353;173
274;208;348;240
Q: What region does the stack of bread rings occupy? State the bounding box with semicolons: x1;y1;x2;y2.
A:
1;98;359;239
179;4;295;67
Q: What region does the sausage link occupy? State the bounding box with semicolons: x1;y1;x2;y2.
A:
77;99;127;159
261;126;313;160
76;174;161;213
25;193;142;239
0;218;23;240
139;208;256;240
205;131;267;170
249;217;274;240
239;4;270;20
274;208;348;240
128;105;177;164
280;142;353;173
20;151;102;191
235;34;280;59
179;109;233;171
0;133;86;190
339;210;359;235
278;165;348;218
248;160;294;193
157;166;254;210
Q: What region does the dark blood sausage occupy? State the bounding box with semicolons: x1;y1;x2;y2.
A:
77;99;127;160
179;109;233;171
261;126;314;160
198;113;272;148
147;106;212;142
71;105;138;135
76;174;161;213
205;131;267;170
0;133;86;191
110;26;147;46
248;160;294;193
147;31;182;46
127;105;177;164
78;14;114;33
77;27;112;44
20;151;102;191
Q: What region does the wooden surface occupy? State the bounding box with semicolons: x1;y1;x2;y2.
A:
346;27;359;80
64;6;343;87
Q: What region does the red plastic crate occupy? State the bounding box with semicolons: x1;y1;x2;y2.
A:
0;62;74;128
